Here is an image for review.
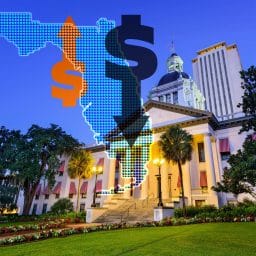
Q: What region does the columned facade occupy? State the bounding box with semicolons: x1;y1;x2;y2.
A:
17;101;251;215
203;133;218;205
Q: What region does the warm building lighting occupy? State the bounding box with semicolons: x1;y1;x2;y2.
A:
153;158;165;166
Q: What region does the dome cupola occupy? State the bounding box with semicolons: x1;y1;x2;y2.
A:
167;52;184;73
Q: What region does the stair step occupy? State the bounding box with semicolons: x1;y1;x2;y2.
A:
94;197;164;223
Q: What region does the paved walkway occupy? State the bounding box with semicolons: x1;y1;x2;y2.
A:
65;223;102;228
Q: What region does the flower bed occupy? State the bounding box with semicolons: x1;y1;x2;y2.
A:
0;221;66;235
1;216;256;246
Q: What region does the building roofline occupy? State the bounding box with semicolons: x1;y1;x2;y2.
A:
144;100;215;119
86;144;106;153
217;115;251;130
226;44;237;50
196;41;226;55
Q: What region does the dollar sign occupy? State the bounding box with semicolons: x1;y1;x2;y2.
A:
105;15;157;147
51;17;86;107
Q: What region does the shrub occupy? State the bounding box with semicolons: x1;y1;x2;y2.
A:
238;198;256;207
245;206;256;216
174;205;217;218
50;198;74;215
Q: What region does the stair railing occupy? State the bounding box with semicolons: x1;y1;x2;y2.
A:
142;192;155;208
120;201;136;223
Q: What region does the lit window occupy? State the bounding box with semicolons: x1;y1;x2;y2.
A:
195;200;205;207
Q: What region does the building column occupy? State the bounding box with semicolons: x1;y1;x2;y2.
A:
124;148;133;198
161;162;169;200
140;175;148;199
140;147;149;199
211;138;221;183
105;158;116;193
204;133;218;206
182;162;192;205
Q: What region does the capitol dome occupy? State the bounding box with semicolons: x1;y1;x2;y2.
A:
157;52;189;86
157;71;189;86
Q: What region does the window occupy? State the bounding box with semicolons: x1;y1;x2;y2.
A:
219;138;230;161
195;200;205;207
166;94;171;103
42;204;47;214
55;194;60;199
69;194;73;199
81;193;87;199
173;91;178;104
115;150;125;173
159;95;164;102
200;171;208;191
197;143;205;162
80;203;85;212
35;194;39;200
45;194;49;200
59;172;63;177
221;152;230;161
32;204;37;215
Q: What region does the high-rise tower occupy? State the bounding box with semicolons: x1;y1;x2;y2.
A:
192;42;243;120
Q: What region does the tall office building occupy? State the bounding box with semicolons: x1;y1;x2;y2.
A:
192;42;243;120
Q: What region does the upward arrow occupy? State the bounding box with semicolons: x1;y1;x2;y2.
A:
58;16;84;72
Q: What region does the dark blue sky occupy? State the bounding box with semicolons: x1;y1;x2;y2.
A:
0;0;255;144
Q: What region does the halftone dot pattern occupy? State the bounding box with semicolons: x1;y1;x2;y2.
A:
0;12;62;56
78;19;124;144
107;119;152;189
0;12;153;189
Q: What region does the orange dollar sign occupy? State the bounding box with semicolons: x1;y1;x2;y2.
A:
52;57;86;107
51;16;87;107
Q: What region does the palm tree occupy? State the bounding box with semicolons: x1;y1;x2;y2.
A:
159;125;193;216
68;149;94;212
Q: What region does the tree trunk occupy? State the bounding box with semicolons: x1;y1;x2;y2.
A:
22;182;38;215
14;185;21;206
178;160;186;217
76;178;81;213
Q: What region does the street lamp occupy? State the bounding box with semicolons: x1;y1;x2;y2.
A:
91;166;103;208
153;158;164;207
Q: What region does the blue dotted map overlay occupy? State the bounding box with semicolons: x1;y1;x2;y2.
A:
0;12;152;190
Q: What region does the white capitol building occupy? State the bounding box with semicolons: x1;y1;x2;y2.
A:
17;42;253;222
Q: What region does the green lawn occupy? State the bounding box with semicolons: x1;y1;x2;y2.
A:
1;223;256;256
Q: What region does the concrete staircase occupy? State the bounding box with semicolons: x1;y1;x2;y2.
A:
94;195;162;224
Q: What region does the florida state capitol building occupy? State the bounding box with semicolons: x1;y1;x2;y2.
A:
17;42;251;217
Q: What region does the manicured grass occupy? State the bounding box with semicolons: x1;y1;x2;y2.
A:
1;223;256;256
